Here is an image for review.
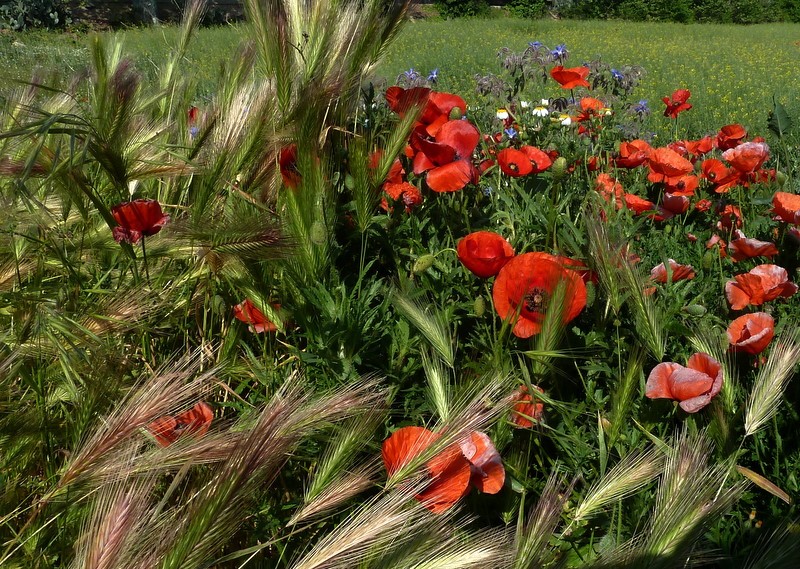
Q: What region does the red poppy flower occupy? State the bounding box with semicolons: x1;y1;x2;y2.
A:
594;173;624;208
646;352;723;413
187;105;199;124
382;182;423;213
111;199;170;244
663;174;699;196
521;145;554;173
727;312;775;355
695;199;712;212
725;264;798;310
550;66;591;89
382;426;504;513
614;139;651;169
492;253;587;338
715;124;747;151
385;86;467;137
722;142;769;174
411;121;480;192
624;193;658;216
457;231;515;278
660;193;690;218
662;89;692;119
727;230;778;262
701;159;739;193
647;147;694;185
233;299;279;333
716;204;742;231
279;144;301;189
772;192;800;224
650;259;695;283
510;384;544;428
147;401;213;447
685;136;713;157
496;148;533;177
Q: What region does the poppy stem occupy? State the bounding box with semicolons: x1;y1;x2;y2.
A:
141;236;151;286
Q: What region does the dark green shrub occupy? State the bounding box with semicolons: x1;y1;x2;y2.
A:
0;0;71;30
615;0;651;20
433;0;489;18
693;0;734;22
730;0;768;22
782;0;800;21
507;0;549;18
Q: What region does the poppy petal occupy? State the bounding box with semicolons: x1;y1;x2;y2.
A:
645;362;681;400
426;160;473;192
459;431;505;494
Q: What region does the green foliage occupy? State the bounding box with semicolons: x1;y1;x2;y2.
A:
434;0;490;18
0;0;71;30
507;0;549;18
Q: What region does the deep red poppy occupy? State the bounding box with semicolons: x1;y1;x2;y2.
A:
411;121;480;192
496;148;533;177
187;105;199;124
233;299;279;333
662;89;692;119
646;352;723;413
722;142;769;174
716;204;743;231
685;136;713;157
773;192;800;224
510;384;545;428
701;159;739;193
727;230;778;262
492;253;587;338
727;312;775;355
550;65;591;89
650;259;695;283
385;86;467;137
279;144;301;189
663;174;699;197
111;199;170;244
147;401;213;447
382;182;423;213
614;139;651;169
660;193;690;218
647;147;694;185
725;264;798;310
715;124;747;151
457;231;515;278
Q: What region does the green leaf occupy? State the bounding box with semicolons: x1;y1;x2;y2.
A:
768;96;793;139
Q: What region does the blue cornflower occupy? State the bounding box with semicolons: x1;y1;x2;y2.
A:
611;68;624;81
504;127;518;139
427;68;439;83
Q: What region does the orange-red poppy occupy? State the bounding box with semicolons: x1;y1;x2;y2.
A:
650;259;695;283
496;148;533;177
279;144;301;189
550;65;590;89
411;121;480;192
647;147;694;185
457;231;515;278
646;352;723;413
614;139;651;169
492;253;587;338
520;145;554;173
624;193;657;216
716;204;743;231
459;431;505;494
662;89;692;119
111;199;170;244
685;136;713;157
594;173;624;208
510;384;544;428
727;312;775;355
147;401;213;447
772;192;800;224
382;182;423;213
722;141;769;174
701;159;739;193
715;124;747;151
727;230;778;262
385;87;467;137
725;264;798;310
663;174;699;196
233;299;279;333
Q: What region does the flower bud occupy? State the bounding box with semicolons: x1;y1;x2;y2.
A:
474;295;486;316
449;107;463;120
551;156;568;180
681;304;707;317
413;254;435;274
310;221;327;244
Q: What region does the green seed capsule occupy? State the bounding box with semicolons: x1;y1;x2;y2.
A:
413;254;435;274
344;174;355;190
682;304;707;317
474;295;486;316
701;250;716;270
449;107;463;120
776;171;787;187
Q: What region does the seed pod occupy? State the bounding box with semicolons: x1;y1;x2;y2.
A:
776;171;787;187
681;304;707;317
701;250;716;270
413;254;435;274
474;295;486;316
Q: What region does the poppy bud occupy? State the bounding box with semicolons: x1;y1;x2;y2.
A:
775;171;787;187
551;156;568;181
310;221;327;244
413;254;435;274
474;295;486;316
701;250;716;270
449;107;463;120
344;174;355;190
584;281;595;307
682;304;707;317
212;294;226;315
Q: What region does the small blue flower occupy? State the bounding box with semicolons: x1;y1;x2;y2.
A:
403;68;420;81
528;41;543;50
611;68;624;81
483;186;494;197
504;127;518;139
189;126;199;139
550;44;568;59
632;99;650;116
427;68;439;83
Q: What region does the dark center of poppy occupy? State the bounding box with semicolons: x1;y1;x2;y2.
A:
524;288;548;313
509;162;519;172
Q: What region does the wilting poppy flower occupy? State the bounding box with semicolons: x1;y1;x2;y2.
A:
382;182;423;213
614;139;651;169
411;121;480;192
646;352;723;413
382;426;504;513
279;144;301;189
723;142;769;175
716;204;743;231
233;299;279;333
701;159;739;193
497;148;533;177
662;89;692;119
647;147;694;185
111;199;170;244
772;192;800;224
715;124;747;151
695;199;712;212
147;401;213;447
493;253;587;338
728;230;778;262
510;384;545;428
727;312;775;355
725;264;798;310
457;231;515;278
650;259;695;283
550;65;590;89
660;193;690;218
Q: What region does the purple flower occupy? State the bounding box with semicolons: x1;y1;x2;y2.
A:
550;44;568;60
632;99;650;116
504;127;518;139
427;68;439;83
403;68;420;81
528;41;543;50
611;68;624;81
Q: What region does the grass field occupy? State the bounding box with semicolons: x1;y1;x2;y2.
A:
1;17;798;134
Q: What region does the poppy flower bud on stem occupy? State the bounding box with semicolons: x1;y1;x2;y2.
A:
412;254;435;274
